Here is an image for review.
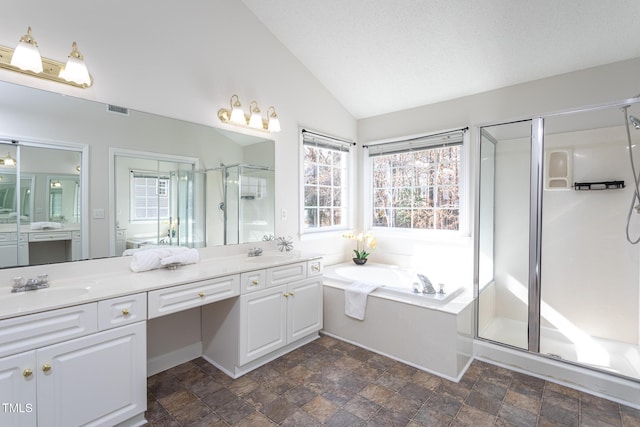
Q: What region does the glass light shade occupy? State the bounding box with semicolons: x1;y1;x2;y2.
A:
10;41;43;73
2;153;16;166
268;116;281;132
249;111;263;129
60;56;91;85
230;106;245;124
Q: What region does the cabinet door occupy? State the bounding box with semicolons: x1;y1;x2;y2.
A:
239;285;287;365
287;277;323;343
0;351;36;427
36;322;146;427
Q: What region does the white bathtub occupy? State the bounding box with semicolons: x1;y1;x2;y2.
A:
322;262;474;380
323;262;465;308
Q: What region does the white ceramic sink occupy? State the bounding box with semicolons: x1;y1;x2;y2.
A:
0;287;90;312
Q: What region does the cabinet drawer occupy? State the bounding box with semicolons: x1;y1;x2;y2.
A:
98;293;147;331
241;270;266;294
0;304;98;358
29;231;72;242
307;259;323;277
266;262;307;287
148;274;240;318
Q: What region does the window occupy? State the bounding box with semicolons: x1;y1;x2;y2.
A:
301;129;354;232
131;172;170;221
367;129;464;231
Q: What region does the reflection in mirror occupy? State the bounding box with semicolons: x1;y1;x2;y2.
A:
0;80;275;265
0;141;84;268
114;151;206;256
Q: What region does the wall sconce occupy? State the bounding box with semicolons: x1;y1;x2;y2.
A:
0;26;93;88
51;180;62;188
218;95;281;133
0;152;16;167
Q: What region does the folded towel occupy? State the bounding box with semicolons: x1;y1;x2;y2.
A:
130;247;200;272
345;281;379;320
30;222;62;230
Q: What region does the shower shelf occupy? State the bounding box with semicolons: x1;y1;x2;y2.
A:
573;181;625;191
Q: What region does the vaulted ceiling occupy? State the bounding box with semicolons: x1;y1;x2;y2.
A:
242;0;640;119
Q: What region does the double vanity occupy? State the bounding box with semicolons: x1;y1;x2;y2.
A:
0;249;323;427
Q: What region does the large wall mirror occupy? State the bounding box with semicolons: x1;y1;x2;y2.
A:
0;80;275;268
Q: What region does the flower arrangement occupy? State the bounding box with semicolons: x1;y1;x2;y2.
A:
343;230;376;264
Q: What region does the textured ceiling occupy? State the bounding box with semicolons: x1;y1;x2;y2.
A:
242;0;640;119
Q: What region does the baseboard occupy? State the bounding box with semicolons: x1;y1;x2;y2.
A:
147;342;202;377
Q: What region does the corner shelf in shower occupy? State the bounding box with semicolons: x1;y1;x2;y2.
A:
573;181;625;191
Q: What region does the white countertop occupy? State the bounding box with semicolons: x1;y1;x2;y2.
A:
0;248;321;320
0;223;81;233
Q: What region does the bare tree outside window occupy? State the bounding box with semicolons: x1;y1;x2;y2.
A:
303;143;348;230
372;145;460;230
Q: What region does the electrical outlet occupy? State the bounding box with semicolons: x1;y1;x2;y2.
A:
281;209;287;220
93;208;105;219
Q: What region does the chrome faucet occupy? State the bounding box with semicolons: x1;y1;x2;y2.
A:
417;274;436;294
248;247;263;257
11;274;50;293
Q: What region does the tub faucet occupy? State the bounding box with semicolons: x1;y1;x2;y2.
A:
417;274;436;294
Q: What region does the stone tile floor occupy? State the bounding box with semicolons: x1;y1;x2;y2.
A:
146;335;640;426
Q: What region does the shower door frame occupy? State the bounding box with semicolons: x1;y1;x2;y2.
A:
474;95;640;376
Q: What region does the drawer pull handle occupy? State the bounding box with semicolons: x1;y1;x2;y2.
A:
198;292;205;298
312;265;320;271
122;308;130;316
251;279;259;285
42;364;52;373
23;368;33;378
289;291;295;296
283;292;289;298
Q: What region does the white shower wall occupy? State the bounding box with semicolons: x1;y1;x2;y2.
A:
492;126;640;346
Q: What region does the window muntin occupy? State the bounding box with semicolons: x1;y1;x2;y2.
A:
302;130;352;232
369;134;462;231
131;173;170;221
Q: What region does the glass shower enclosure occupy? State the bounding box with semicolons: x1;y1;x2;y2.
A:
477;101;640;381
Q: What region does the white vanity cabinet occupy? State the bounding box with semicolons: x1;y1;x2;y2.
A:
201;259;323;378
0;300;146;427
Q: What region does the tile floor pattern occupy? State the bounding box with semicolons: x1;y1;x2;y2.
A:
146;335;640;426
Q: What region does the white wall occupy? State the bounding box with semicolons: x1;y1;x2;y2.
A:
0;0;356;260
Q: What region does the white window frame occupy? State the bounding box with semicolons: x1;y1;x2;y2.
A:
299;128;355;238
129;170;171;222
363;127;470;238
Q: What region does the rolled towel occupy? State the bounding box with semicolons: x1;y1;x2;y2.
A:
160;248;200;266
345;281;379;320
130;247;200;272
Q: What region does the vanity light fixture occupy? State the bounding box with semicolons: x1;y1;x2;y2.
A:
0;152;16;167
0;26;93;88
51;180;62;188
218;95;281;132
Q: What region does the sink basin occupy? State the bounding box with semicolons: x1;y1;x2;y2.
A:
0;287;90;312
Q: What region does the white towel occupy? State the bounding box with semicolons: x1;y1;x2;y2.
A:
30;222;62;230
130;247;200;272
345;281;379;320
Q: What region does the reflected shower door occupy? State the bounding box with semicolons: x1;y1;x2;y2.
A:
477;120;533;350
